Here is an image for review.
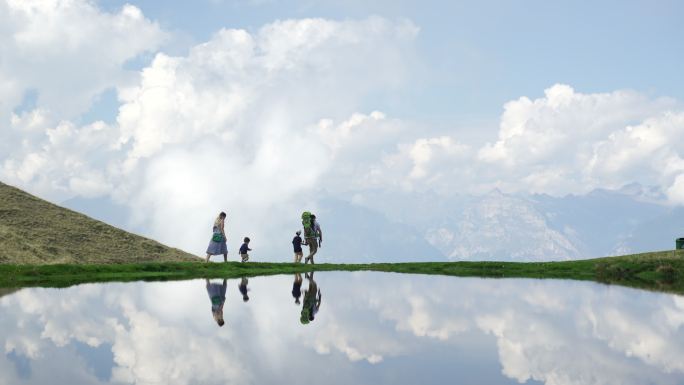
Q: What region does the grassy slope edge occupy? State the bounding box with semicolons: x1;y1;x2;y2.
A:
0;181;198;264
2;249;684;294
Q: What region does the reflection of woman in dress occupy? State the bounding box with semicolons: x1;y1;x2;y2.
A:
206;279;227;327
300;272;321;324
206;212;228;262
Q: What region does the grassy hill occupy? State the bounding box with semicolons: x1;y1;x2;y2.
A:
0;181;198;264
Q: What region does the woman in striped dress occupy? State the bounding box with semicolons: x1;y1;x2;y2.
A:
206;212;228;262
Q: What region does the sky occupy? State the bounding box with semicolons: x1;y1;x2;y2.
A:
1;0;684;254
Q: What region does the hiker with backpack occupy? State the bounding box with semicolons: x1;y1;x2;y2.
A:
312;214;322;247
301;212;323;264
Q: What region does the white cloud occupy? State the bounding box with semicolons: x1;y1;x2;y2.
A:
2;112;120;200
406;136;470;180
588;112;684;203
0;0;164;200
0;0;165;120
0;13;420;253
108;17;419;253
477;84;684;196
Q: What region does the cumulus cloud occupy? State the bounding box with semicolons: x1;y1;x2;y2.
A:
110;17;419;253
2;111;120;199
0;12;420;253
0;0;164;200
477;84;684;196
0;0;165;120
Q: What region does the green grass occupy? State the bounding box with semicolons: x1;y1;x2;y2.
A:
0;181;196;264
2;250;684;294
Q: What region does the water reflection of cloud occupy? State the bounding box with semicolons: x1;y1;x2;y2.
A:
0;274;684;385
1;281;250;385
352;276;684;385
111;303;248;385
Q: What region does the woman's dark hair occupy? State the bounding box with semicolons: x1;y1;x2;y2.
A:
244;237;250;242
219;212;226;218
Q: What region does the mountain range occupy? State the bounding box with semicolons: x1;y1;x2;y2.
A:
62;184;683;262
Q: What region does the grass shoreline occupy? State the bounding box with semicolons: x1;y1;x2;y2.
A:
2;250;684;294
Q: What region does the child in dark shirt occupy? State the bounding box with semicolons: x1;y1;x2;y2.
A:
239;237;251;262
292;231;303;263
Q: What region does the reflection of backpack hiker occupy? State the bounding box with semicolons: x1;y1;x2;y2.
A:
300;272;322;324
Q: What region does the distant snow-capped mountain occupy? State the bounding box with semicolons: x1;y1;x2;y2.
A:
425;190;580;261
349;185;680;262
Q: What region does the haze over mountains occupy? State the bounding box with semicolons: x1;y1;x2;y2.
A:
332;186;680;262
63;184;682;263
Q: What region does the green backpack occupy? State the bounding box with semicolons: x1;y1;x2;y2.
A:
301;211;315;238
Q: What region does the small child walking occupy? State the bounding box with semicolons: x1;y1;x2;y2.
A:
239;237;251;262
292;231;303;263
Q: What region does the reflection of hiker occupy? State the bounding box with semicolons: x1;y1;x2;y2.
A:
292;273;303;304
300;272;322;324
206;212;228;262
301;212;323;264
239;237;251;263
206;279;227;327
238;277;250;302
292;231;303;263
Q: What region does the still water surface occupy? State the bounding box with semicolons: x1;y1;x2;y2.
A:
1;272;684;385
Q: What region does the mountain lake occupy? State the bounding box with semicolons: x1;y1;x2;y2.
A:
1;272;683;385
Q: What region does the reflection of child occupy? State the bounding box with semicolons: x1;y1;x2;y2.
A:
239;277;249;302
292;273;303;304
239;237;252;262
